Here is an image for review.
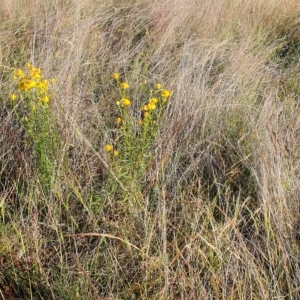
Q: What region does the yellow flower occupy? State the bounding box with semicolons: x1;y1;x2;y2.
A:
9;94;17;101
113;150;119;156
161;89;171;98
29;67;41;79
27;80;37;89
19;79;37;91
25;62;33;69
104;144;113;152
42;96;50;103
137;119;143;125
14;69;25;79
41;80;49;90
148;102;156;110
120;82;129;89
36;80;49;94
19;79;27;90
121;98;131;107
149;97;158;104
116;117;122;123
155;83;162;89
116;100;120;106
113;73;119;80
141;104;149;111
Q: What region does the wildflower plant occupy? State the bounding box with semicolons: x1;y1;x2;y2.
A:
9;63;58;192
105;73;171;190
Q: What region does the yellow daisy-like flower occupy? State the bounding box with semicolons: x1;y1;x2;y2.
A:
42;96;50;103
29;67;41;80
161;89;171;98
9;94;17;101
27;80;37;89
148;102;156;110
116;117;122;123
104;144;113;152
113;150;119;156
155;83;162;89
14;69;25;79
113;73;119;80
19;79;37;91
149;97;158;104
121;98;131;106
120;82;129;89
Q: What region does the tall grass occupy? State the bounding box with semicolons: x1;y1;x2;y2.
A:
1;0;300;299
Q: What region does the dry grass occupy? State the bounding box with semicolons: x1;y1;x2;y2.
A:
1;0;300;299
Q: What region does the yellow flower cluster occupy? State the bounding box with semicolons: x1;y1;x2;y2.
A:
142;97;158;112
112;73;172;128
104;144;118;156
140;85;171;118
107;73;174;177
161;89;171;99
120;82;129;89
155;82;172;100
12;63;54;106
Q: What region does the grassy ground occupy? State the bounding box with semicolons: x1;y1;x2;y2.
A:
1;0;300;299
